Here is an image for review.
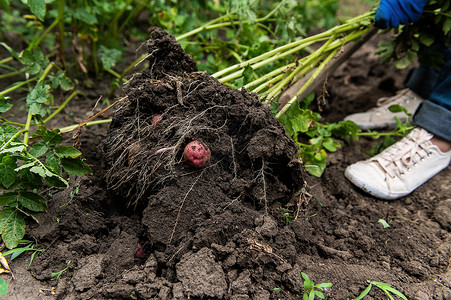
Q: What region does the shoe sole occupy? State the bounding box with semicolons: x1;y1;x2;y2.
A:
344;168;406;200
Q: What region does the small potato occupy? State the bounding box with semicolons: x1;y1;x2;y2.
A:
152;114;162;128
183;141;211;168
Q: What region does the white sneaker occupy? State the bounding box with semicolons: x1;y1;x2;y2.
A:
344;89;423;130
345;128;451;200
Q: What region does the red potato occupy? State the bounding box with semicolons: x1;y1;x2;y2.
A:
135;243;143;258
183;141;211;168
152;114;162;128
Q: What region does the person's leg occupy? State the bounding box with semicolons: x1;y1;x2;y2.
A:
344;45;448;130
343;65;436;130
413;58;451;142
344;57;451;200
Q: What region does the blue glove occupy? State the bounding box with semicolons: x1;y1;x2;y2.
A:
375;0;428;29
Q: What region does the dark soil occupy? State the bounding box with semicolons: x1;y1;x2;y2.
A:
4;28;451;300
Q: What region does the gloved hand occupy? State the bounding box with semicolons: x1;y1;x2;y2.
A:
375;0;429;29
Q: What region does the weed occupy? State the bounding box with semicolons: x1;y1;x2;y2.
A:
301;272;332;300
349;280;408;300
51;261;70;281
284;212;293;225
377;218;391;228
2;240;44;267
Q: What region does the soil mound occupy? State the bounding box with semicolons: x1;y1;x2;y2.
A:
35;27;306;299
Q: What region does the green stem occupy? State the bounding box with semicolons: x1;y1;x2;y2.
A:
0;57;13;65
104;67;121;79
119;52;153;82
58;119;112;133
0;67;27;79
23;63;55;145
244;62;296;90
38;62;55;82
276;47;340;118
42;90;80;124
212;12;373;79
1;121;26;127
57;0;66;66
260;54;324;100
266;36;335;101
423;10;451;18
27;18;59;51
216;39;320;83
23;114;33;146
175;0;286;41
0;77;37;96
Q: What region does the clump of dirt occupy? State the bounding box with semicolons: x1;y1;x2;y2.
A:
102;27;303;211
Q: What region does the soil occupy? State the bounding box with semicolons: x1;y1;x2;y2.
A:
3;27;451;300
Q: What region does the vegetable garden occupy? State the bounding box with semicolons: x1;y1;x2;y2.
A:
0;0;450;299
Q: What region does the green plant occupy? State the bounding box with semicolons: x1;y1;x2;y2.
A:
0;278;7;295
376;0;451;69
51;261;70;281
284;212;293;225
0;7;92;249
301;272;332;300
349;280;408;300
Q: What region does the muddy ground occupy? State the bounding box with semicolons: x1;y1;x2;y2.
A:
3;28;451;300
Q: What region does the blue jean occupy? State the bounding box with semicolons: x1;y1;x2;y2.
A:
407;49;451;142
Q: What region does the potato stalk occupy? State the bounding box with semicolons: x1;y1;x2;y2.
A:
212;11;374;80
176;0;285;41
276;47;340;118
264;36;335;102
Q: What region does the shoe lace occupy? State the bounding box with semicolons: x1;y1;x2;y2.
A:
371;128;433;178
375;89;414;107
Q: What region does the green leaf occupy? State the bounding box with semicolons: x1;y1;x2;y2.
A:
378;219;391;228
0;42;18;61
17;191;46;212
0;125;19;145
383;286;408;300
26;82;51;117
0;156;17;189
27;0;46;21
242;64;254;85
74;7;98;24
0;96;13;113
98;46;122;69
0;0;10;14
0;192;18;207
45;152;61;175
61;157;92;175
322;137;340;152
315;290;325;299
0;277;8;295
1;142;25;154
418;34;434;47
0;207;26;249
54;146;82;158
317;282;332;288
29;165;54;178
309;290;315;300
28;141;48;158
43;129;63;146
353;282;373;300
48;70;73;91
443;18;451;35
300;147;326;177
301;272;310;282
